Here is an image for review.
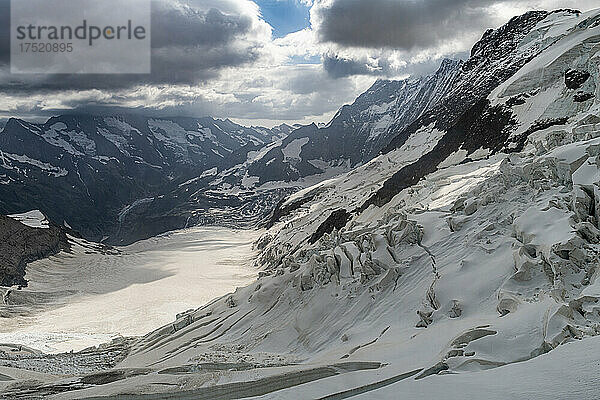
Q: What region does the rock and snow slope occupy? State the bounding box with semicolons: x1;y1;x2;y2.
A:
116;61;464;242
0;211;70;287
0;115;290;244
2;8;600;399
209;59;462;193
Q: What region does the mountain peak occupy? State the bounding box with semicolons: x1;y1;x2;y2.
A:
434;58;464;77
469;10;549;61
439;58;462;69
3;117;28;132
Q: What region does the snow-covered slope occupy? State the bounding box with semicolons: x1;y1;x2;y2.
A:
235;5;599;387
2;8;600;399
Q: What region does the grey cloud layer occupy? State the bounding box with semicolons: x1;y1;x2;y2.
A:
314;0;522;50
2;0;597;122
322;52;468;78
314;0;599;50
152;6;252;47
314;0;597;79
0;0;263;91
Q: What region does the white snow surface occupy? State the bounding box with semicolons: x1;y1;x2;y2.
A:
282;138;309;163
7;210;49;229
0;228;259;354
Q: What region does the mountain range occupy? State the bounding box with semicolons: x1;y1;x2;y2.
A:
0;115;292;243
0;57;466;244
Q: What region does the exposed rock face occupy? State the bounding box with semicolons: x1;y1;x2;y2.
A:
0;115;289;244
0;214;70;287
361;99;517;209
574;91;595;102
385;11;553;153
309;209;350;244
267;188;321;228
218;58;463;188
565;69;591;89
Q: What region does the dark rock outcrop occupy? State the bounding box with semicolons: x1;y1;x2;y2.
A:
361;100;516;209
0;215;70;287
565;69;591;90
310;209;350;244
574;92;595;103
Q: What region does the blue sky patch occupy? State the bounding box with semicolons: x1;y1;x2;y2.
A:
256;0;311;38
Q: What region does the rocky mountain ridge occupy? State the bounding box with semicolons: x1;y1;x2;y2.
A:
0;115;291;244
220;58;463;189
0;211;70;287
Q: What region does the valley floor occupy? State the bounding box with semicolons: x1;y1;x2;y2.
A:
0;227;259;354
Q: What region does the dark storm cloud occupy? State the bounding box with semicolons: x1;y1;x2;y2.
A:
315;0;518;50
151;5;253;48
146;2;262;85
322;54;380;78
0;0;263;92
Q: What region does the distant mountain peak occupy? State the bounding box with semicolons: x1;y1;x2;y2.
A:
0;113;289;244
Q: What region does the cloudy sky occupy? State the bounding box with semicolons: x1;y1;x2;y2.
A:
0;0;598;127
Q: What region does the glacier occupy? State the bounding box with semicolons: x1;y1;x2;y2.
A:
1;7;600;399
